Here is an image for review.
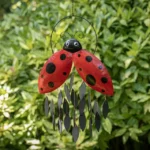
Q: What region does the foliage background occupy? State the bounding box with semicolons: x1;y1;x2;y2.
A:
0;0;150;149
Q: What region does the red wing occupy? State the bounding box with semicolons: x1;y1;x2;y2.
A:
73;50;114;96
38;50;72;94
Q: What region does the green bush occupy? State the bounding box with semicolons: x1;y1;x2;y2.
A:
0;0;150;149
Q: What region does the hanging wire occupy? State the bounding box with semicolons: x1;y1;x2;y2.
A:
50;0;98;54
50;15;98;54
71;0;74;16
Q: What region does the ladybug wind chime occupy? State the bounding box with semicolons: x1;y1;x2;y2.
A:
38;38;114;141
38;1;113;142
38;39;113;96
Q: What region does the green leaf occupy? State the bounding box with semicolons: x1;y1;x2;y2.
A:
120;19;127;26
19;42;30;50
129;128;142;142
144;19;150;27
114;128;127;137
102;118;112;134
133;83;146;93
107;17;117;28
113;89;122;103
123;133;129;144
144;101;150;114
138;60;149;69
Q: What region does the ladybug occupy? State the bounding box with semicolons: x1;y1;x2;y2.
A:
38;39;114;96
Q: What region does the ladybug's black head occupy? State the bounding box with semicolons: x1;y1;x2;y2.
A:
63;39;82;53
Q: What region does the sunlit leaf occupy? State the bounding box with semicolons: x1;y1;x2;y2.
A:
144;19;150;27
114;128;127;137
102;118;112;134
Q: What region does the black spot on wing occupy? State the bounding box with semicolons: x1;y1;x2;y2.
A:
46;63;56;74
101;77;108;83
63;72;67;75
102;89;105;93
98;65;103;69
60;54;66;60
85;56;92;62
86;74;96;86
48;82;54;88
78;54;81;57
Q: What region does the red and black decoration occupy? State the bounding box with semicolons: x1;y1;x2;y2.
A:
39;39;114;142
39;39;113;96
